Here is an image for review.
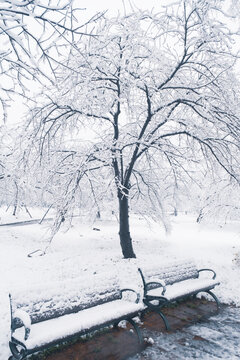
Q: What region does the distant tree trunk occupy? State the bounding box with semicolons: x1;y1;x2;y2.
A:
24;205;32;218
13;181;19;216
196;209;203;223
118;188;136;259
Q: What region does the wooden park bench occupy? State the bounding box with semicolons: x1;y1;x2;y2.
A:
8;273;144;360
138;259;220;330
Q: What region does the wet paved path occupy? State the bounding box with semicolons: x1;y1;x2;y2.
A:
130;302;240;360
40;299;240;360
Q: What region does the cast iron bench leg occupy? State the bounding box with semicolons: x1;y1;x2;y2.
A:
144;299;171;331
114;317;143;346
154;309;170;331
141;306;170;331
206;290;221;312
127;317;144;345
9;340;27;360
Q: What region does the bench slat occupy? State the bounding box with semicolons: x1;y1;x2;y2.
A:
12;299;144;351
147;278;220;301
141;259;199;290
10;274;121;325
139;259;220;331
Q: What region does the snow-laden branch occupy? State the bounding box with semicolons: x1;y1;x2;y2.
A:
0;0;104;121
13;2;240;257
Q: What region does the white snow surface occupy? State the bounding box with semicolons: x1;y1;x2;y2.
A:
0;209;240;359
13;300;144;350
147;278;220;301
140;259;199;285
13;309;31;330
10;273;122;323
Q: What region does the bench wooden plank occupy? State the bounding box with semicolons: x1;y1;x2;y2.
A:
138;259;220;331
9;274;144;360
12;300;144;351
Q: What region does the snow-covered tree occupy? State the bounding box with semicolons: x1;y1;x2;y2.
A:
0;0;105;212
25;0;240;258
196;176;240;224
0;0;102;121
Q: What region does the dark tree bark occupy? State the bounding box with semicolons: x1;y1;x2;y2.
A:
118;188;136;259
13;181;19;216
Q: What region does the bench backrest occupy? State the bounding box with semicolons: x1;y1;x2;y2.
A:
10;273;121;329
140;259;198;291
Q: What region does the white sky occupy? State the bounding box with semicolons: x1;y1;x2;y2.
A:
80;0;166;16
80;0;236;17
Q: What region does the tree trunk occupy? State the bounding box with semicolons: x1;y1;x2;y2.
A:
118;189;136;259
13;181;19;216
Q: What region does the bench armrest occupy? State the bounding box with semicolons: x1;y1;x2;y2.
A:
138;269;166;296
145;280;166;296
12;309;31;341
198;268;216;280
120;288;140;303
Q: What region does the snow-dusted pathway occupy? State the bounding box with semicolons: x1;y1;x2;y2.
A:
130;306;240;360
1;211;239;358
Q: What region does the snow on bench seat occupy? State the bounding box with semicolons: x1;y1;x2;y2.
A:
10;273;122;324
138;259;220;331
147;277;220;301
13;299;144;350
9;272;144;358
140;259;199;287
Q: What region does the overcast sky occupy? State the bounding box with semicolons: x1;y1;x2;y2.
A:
80;0;236;17
80;0;165;16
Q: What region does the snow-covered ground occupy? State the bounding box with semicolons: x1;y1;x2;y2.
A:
0;208;239;359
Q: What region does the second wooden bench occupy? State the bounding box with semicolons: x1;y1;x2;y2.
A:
138;259;220;330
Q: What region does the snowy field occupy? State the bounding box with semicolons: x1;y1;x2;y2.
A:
0;208;240;359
